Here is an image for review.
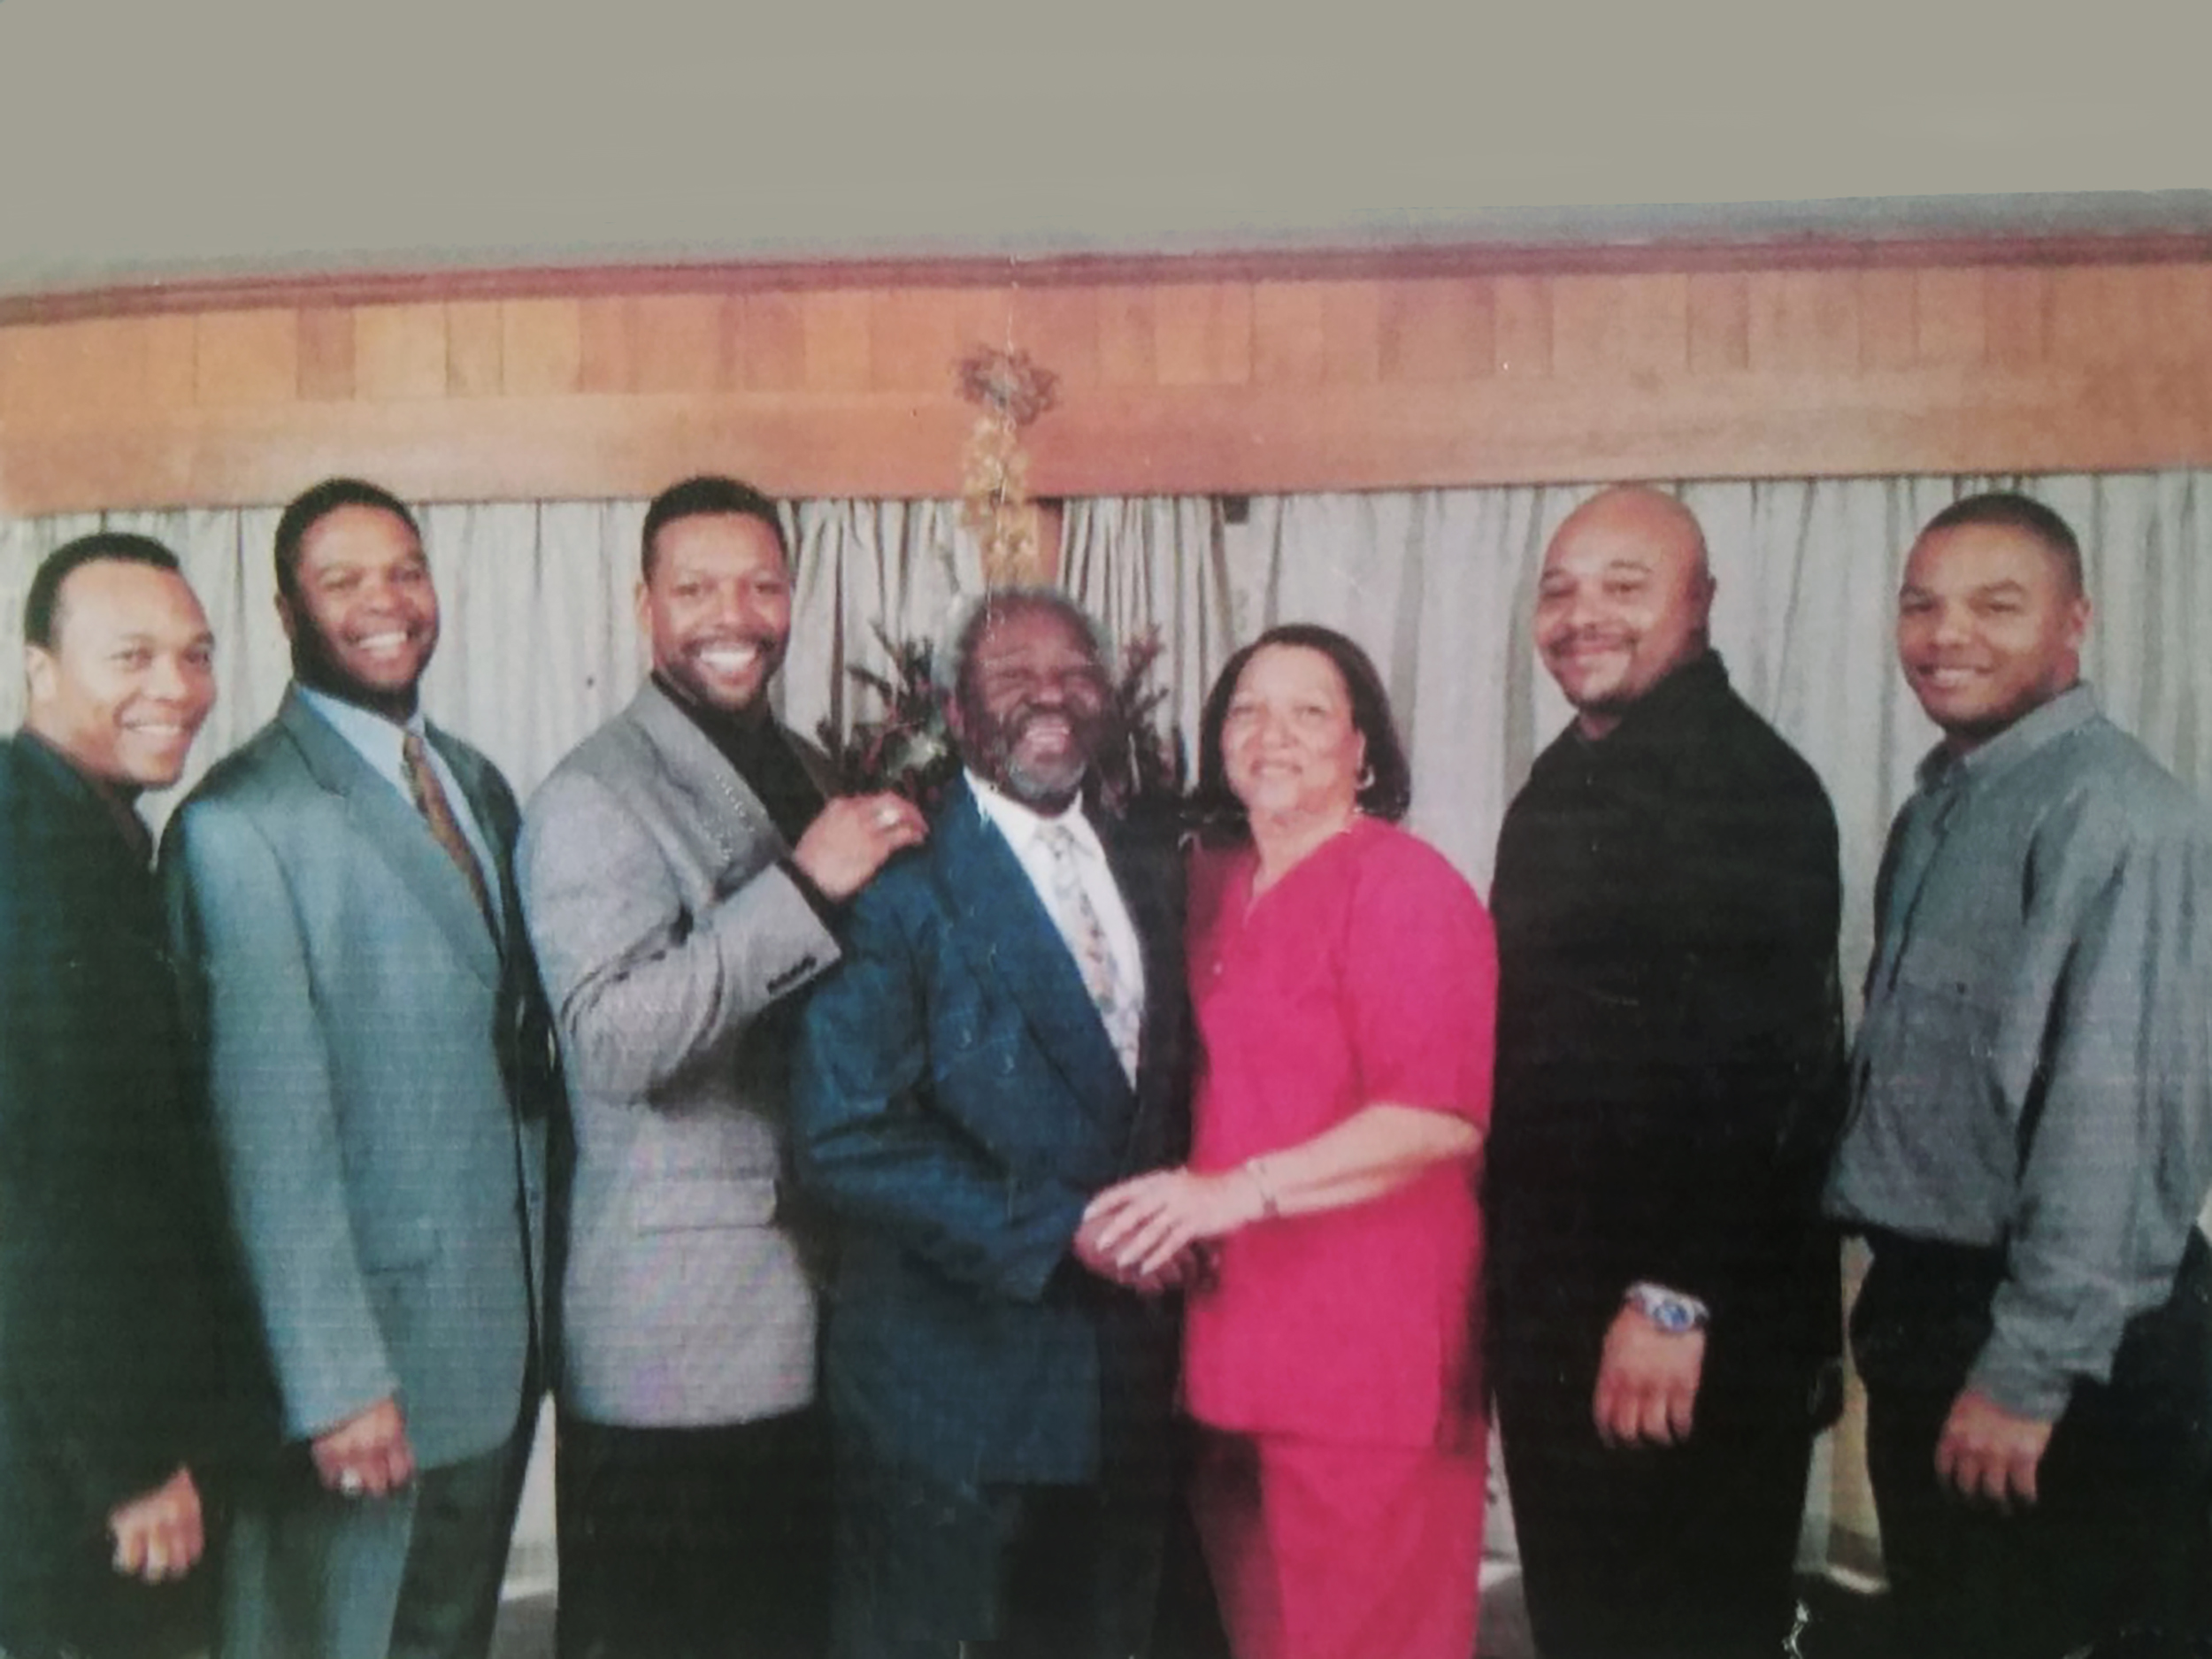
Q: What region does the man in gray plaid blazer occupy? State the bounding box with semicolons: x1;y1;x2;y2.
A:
518;476;925;1659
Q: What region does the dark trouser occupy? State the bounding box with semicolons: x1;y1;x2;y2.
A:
1855;1230;2212;1659
828;1439;1170;1659
1494;1370;1815;1659
555;1407;832;1659
218;1418;531;1659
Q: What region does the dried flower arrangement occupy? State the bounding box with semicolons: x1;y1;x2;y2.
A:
956;344;1059;587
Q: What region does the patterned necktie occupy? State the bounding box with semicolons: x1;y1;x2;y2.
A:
1039;823;1141;1084
401;730;495;932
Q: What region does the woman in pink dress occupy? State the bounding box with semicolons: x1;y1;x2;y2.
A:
1083;624;1496;1659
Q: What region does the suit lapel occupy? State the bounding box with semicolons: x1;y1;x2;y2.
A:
628;683;795;873
278;690;503;989
933;781;1133;1128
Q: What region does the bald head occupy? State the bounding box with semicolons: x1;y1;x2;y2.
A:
1534;486;1716;739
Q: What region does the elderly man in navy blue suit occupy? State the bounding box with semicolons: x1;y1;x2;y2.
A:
792;589;1190;1659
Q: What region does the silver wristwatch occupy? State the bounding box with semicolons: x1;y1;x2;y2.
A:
1625;1282;1709;1334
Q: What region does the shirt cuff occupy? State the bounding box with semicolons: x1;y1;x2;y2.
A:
1965;1343;2076;1422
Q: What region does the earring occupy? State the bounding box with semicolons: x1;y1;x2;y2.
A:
1356;763;1377;792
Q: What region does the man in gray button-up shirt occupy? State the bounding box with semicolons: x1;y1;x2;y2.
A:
1826;492;2212;1659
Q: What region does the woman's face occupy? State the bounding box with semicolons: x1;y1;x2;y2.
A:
1220;643;1367;827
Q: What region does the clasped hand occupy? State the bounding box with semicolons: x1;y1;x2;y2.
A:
1078;1166;1263;1292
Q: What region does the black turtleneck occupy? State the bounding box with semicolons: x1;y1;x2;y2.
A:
653;672;827;848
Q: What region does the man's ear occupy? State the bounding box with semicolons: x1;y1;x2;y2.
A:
23;644;56;711
274;588;300;646
2062;592;2092;656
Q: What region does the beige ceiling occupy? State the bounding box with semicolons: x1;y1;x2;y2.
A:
4;0;2208;298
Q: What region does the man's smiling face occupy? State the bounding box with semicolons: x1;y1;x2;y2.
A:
279;503;441;721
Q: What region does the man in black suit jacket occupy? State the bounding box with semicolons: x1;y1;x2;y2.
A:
792;590;1189;1659
0;534;257;1658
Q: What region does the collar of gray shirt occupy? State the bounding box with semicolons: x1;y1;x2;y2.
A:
1912;681;2100;799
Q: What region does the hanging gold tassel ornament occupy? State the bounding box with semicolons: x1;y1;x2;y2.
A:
956;345;1059;586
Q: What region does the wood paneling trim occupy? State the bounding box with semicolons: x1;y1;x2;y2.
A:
10;232;2212;327
6;363;2208;517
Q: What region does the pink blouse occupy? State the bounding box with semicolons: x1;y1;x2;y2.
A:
1181;817;1497;1450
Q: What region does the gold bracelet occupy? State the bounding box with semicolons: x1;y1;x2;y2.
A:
1243;1155;1280;1221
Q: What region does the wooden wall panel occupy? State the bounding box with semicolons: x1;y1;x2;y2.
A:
194;310;298;407
1492;276;1552;377
1914;269;1986;365
577;297;634;394
7;319;146;416
298;307;357;401
1153;283;1253;388
1317;281;1382;386
2152;264;2212;361
143;316;198;411
1380;279;1494;383
445;301;504;398
1552;273;1688;378
354;304;448;402
868;287;1013;396
733;291;805;393
1747;272;1861;373
1006;286;1101;391
4;250;2212;517
1252;282;1328;387
1686;274;1749;374
500;298;583;396
1096;287;1157;388
1985;269;2051;368
1857;272;1917;372
629;295;723;395
2048;265;2163;367
800;290;873;393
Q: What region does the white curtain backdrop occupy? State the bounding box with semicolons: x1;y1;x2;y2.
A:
1061;495;1237;764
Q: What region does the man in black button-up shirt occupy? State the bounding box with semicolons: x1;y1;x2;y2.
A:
1487;487;1847;1659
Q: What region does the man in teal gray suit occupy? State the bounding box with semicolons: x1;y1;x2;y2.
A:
165;479;552;1659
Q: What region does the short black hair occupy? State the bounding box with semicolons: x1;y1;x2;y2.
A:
273;478;421;599
25;532;184;649
1194;623;1413;829
1919;492;2085;595
641;476;789;581
946;588;1111;715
